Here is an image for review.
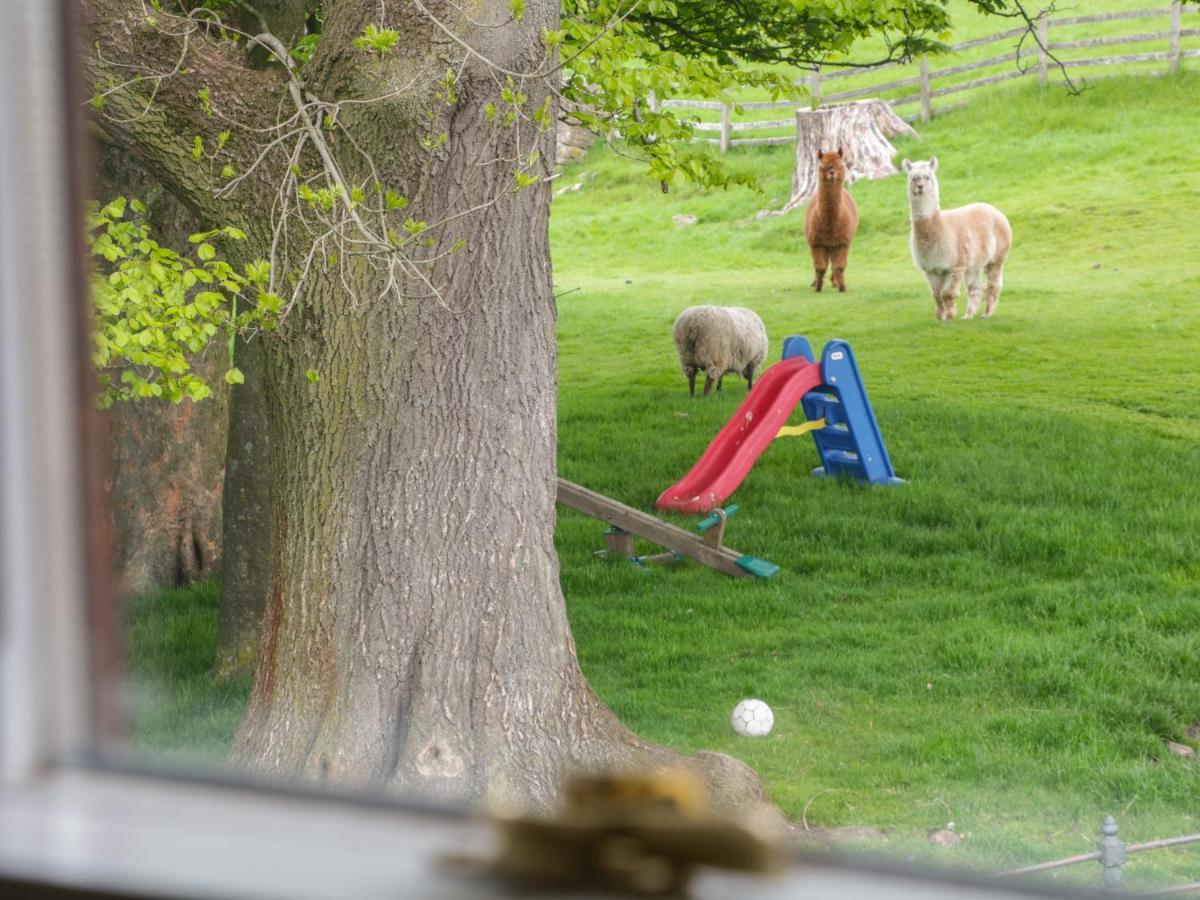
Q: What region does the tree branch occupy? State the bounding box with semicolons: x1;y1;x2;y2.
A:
82;0;284;220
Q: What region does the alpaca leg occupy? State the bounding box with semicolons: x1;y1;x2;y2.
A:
810;245;829;292
940;269;964;321
984;260;1005;317
926;272;947;320
964;272;984;320
830;245;850;292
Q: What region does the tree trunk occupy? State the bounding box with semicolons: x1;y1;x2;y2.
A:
211;0;307;681
784;99;917;209
84;0;777;821
229;79;636;805
93;143;229;598
213;337;273;679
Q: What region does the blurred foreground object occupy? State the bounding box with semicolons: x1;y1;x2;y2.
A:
451;769;783;896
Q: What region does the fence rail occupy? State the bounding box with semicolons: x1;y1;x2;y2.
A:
996;816;1200;894
657;2;1196;152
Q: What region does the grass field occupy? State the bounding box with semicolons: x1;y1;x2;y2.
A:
128;67;1200;890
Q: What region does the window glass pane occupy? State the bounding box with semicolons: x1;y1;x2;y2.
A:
80;1;1200;895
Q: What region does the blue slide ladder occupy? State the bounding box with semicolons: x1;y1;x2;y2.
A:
780;336;903;486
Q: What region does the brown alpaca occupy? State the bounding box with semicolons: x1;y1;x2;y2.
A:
804;148;859;292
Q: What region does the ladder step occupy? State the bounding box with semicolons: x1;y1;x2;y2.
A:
824;449;861;464
812;429;856;452
803;390;839;405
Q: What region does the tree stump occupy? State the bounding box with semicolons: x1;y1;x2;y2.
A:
782;99;917;211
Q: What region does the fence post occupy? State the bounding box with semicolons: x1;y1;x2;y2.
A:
809;66;821;110
720;103;731;154
1097;816;1127;892
1037;15;1050;87
1169;0;1183;75
919;57;931;122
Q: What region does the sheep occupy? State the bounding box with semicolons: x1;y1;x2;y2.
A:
804;148;859;292
671;305;768;398
902;157;1012;321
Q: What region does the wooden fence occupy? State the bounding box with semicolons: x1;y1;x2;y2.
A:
659;2;1199;152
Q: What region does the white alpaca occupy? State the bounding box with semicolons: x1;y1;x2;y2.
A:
902;158;1012;321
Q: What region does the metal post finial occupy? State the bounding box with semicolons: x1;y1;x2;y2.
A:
1097;815;1126;892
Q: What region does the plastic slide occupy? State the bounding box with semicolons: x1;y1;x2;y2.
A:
655;355;823;514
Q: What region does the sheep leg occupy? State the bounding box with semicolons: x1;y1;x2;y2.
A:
716;375;724;393
702;375;715;397
984;259;1005;318
964;272;984;320
744;362;756;392
809;245;829;292
830;244;850;292
686;366;697;398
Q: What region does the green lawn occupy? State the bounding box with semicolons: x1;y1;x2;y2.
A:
128;71;1200;891
552;72;1200;888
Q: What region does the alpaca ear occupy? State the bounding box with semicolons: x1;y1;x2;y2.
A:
930;156;939;172
901;159;911;173
837;147;844;158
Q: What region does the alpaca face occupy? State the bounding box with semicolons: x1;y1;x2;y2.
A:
816;149;847;185
902;157;939;197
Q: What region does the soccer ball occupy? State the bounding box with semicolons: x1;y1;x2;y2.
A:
730;699;774;737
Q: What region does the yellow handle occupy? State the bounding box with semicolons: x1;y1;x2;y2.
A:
776;417;826;438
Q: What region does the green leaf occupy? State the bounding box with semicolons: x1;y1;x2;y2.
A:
224;367;245;385
354;24;401;56
305;369;320;384
290;33;320;64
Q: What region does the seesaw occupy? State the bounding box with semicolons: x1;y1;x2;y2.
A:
556;480;777;579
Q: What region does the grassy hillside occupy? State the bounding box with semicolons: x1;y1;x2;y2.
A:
687;0;1199;141
127;69;1200;891
551;72;1200;888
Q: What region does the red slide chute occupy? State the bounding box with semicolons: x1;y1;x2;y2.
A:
655;356;823;514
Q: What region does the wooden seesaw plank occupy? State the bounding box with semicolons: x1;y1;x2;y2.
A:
555;478;754;578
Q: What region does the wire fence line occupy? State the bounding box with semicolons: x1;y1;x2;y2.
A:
995;816;1200;894
654;2;1198;152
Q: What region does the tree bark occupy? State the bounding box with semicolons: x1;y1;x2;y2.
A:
213;0;309;680
784;99;917;209
214;337;273;679
84;0;778;819
93;142;229;598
